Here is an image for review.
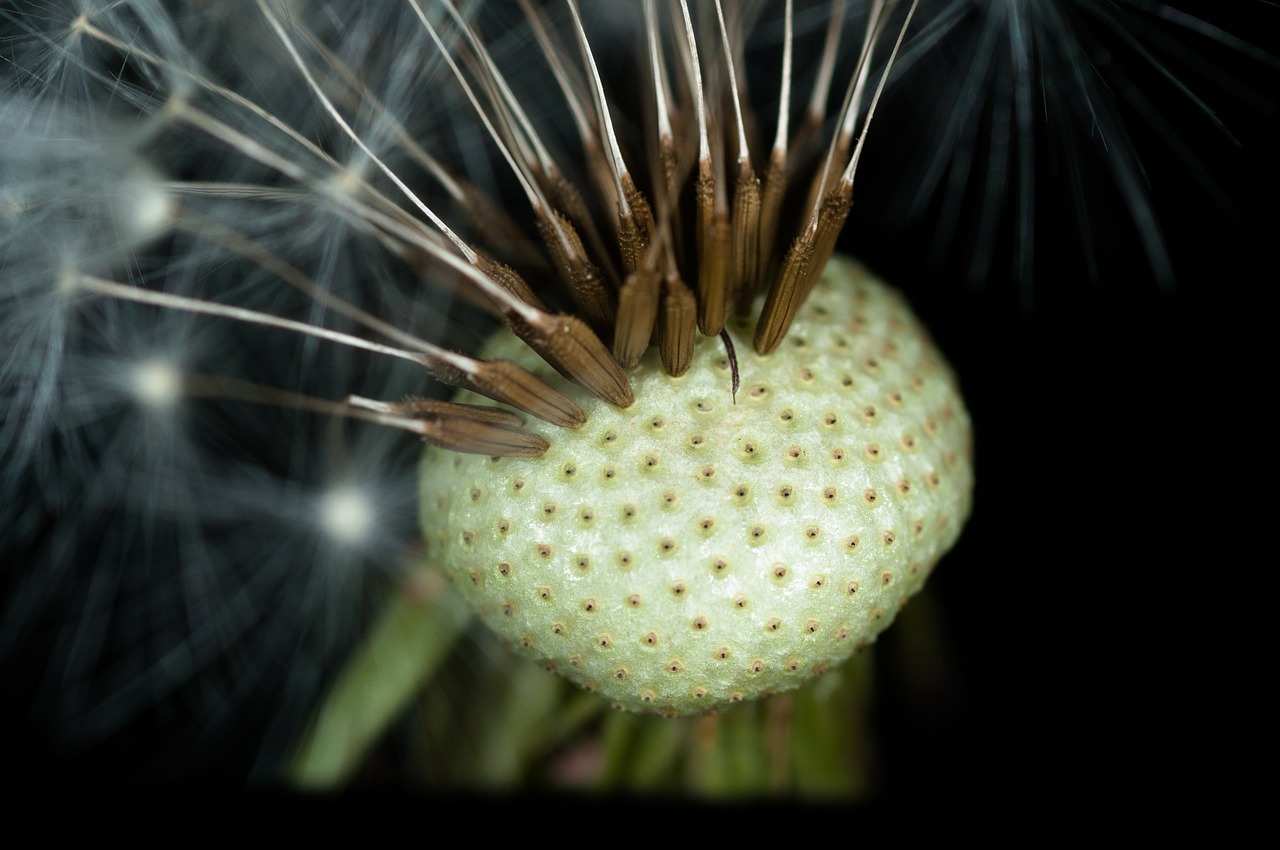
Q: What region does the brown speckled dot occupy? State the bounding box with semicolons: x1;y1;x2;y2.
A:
603;430;617;443
750;660;765;674
662;491;678;506
537;587;552;600
831;448;845;462
749;385;767;398
627;593;642;607
779;409;794;422
787;445;804;459
498;519;511;533
901;435;917;451
660;537;677;554
512;478;525;491
846;581;860;595
469;487;482;501
613;668;627;680
501;601;515;616
643;454;659;469
733;594;749;609
733;484;750;500
671;581;687;596
772;563;788;579
727;692;744;703
750;525;766;540
811;575;826;588
927;472;942;488
692;687;708;699
667;659;684;673
865;444;881;460
806;526;820;540
582;598;597;612
778;486;793;501
700;517;716;532
643;631;658;646
700;465;716;479
576;555;591;570
836;627;851;640
552;623;566;635
712;557;728;574
766;617;782;632
863;489;878;505
897;480;911;495
498;561;512;577
861;406;877;421
845;535;860;551
603;468;616;480
881;571;894;586
805;620;820;634
519;636;534;649
871;609;885;622
799;368;814;382
562;464;576;478
786;659;802;672
542;502;556;516
597;634;612;648
468;571;481;585
579;509;593;523
640;691;654;703
692;616;708;631
650;416;665;429
569;655;583;667
883;531;896;546
715;646;731;660
622;504;637;519
887;391;904;407
823;487;837;501
537;544;552;559
822;413;838;426
912;520;926;536
618;551;632;567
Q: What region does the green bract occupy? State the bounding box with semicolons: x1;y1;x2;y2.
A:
420;255;973;715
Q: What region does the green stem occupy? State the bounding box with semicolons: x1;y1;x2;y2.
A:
287;565;473;789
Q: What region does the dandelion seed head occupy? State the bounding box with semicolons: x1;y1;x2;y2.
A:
2;0;1270;781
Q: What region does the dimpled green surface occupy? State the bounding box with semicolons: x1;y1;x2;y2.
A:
420;255;973;715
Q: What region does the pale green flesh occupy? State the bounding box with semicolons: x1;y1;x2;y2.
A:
421;255;973;715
